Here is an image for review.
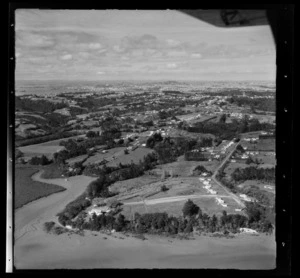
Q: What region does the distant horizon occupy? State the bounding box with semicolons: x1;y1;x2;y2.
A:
15;79;276;84
16;10;276;82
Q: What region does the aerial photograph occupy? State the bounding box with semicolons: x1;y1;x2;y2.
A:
13;9;276;269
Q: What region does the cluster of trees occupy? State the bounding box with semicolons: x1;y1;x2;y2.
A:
15;149;24;159
183;117;275;141
146;135;213;165
16;97;69;113
246;156;261;165
192;165;212;176
158;109;177;120
153;137;198;164
29;155;52;166
84;153;158;194
244;202;274;231
146;133;163;148
86;130;99;138
184;151;209;161
57;193;91;226
231;166;275;183
16;131;76;147
75;96;117;111
228;96;275;112
55;128;121;164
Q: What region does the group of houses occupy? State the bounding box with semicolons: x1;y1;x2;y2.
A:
201;178;217;195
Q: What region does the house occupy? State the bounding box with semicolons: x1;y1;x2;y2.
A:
216;197;227;207
88;206;111;216
239;194;252;202
239;228;258;234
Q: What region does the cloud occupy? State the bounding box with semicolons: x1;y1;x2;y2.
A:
167;50;187;57
166;63;177;69
16;31;55;48
60;54;72;60
89;43;102;50
166;39;181;47
191;53;202;58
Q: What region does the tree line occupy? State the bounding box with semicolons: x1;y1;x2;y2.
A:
56;199;273;236
16;96;69;113
181;116;275;141
231;166;275;183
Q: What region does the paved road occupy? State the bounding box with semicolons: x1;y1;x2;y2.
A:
211;142;246;208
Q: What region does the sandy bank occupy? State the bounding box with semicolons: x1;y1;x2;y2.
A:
14;171;97;241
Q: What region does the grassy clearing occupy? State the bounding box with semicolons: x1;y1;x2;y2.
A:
153;159;219;177
109;175;160;195
225;162;249;176
107;147;154;167
15;166;66;209
256;139;275;151
19;144;65;159
121;197;244;219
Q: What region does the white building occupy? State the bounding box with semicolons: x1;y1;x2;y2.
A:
239;228;258;234
88;206;111;216
239;194;252;202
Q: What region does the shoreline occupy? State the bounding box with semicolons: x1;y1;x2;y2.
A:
14;171;276;269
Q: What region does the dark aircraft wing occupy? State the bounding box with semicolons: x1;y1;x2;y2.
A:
179;9;277;44
179;9;269;28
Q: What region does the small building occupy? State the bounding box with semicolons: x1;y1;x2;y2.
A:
88;206;111;216
239;194;252;202
239;228;258;234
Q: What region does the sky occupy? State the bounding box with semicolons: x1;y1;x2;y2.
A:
15;9;276;82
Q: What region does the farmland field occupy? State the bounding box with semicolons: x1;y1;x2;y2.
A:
14;166;66;209
18;134;86;159
18;145;65;159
